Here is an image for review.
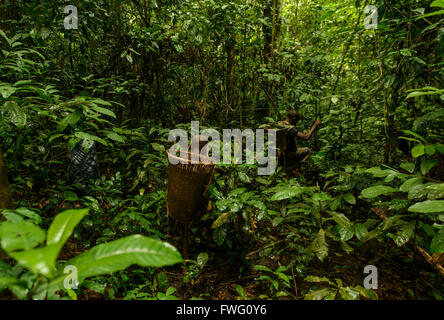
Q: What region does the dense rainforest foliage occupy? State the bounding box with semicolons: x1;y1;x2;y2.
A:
0;0;443;300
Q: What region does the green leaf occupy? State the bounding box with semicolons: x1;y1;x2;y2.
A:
304;275;333;284
2;101;26;128
308;229;328;262
343;193;356;205
63;191;79;202
339;287;360;300
408;183;431;200
66;235;182;282
408;200;444;213
253;265;273;273
360;185;397;199
238;172;251;184
0;221;45;252
46;209;89;247
393;222;415;247
106;132;126;143
197;252;208;269
354;224;368;240
412;144;425;158
271;186;304;201
400;177;423;193
211;212;231;229
91;106;116;118
151;143;165;152
272;216;284;227
425;145;436;156
9;244;60;276
400;49;412;57
355;285;378;299
402;130;427;143
416;9;444;20
75;132;108;146
304;288;336;300
431;0;444;7
0;277;20;291
420;159;438;175
14;208;42;224
0;85;17;98
430;229;444;254
400;162;415;173
312;193;333;202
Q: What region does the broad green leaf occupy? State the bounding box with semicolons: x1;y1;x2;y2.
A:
0;277;20;291
416;9;444;20
0;85;17;98
425;145;436;156
354;224;368;240
9;244;60;276
400;177;423;193
406;91;437;99
271;186;304;201
253;265;273;273
2;101;26;128
308;229;328;262
431;0;444;8
337;224;354;241
304;275;333;284
430;229;444;254
343;193;356;205
412;144;425;158
46;209;89;247
312;193;332;202
14;207;42;224
339;287;360;300
408;200;444;213
238;172;251;184
400;162;415;173
58;110;82;131
75;132;108;146
426;183;444;200
355;285;378;299
360;185;397;199
365;167;393;178
106;132;126;143
211;212;231;229
402;130;427;143
66;235;182;281
272;216;284;227
63;191;79;202
304;288;336;300
197;252;208;269
151;143;165;152
420;159;438;175
91;106;116;118
0;221;45;252
392;222;415;247
408;183;433;200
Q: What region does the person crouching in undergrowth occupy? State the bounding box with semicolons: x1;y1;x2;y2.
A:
280;109;322;172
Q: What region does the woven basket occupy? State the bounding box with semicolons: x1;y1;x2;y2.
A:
166;151;216;224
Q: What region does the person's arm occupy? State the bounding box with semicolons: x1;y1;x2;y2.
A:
296;120;322;140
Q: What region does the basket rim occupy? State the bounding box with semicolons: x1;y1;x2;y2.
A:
166;150;216;165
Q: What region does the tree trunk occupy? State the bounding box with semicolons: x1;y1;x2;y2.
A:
0;147;12;209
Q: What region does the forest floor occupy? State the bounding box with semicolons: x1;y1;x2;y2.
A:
1;164;442;301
